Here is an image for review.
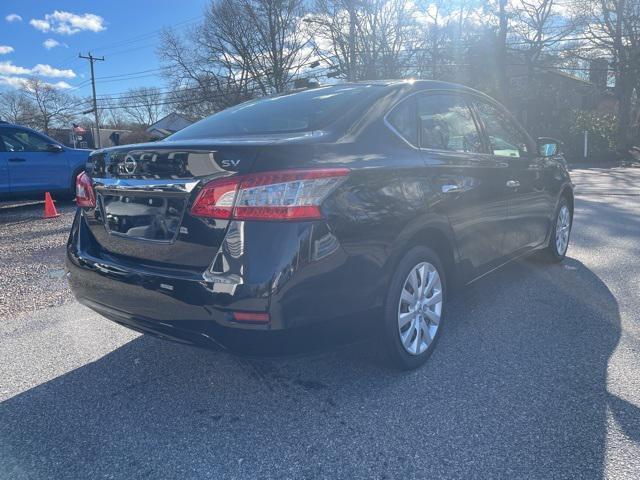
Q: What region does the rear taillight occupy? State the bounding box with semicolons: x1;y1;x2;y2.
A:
189;177;238;219
190;168;349;221
75;171;96;208
232;311;270;324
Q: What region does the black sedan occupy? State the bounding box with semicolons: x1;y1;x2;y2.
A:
67;80;573;369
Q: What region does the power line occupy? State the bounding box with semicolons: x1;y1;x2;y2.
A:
63;16;202;90
53;64;334;118
95;67;335;110
89;58;335;103
89;17;201;55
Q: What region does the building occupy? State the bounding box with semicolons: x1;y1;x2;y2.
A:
507;65;596;137
49;126;133;150
145;112;194;140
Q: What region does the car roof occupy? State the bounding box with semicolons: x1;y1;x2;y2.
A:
0;121;28;130
344;79;497;102
0;122;66;145
0;122;50;136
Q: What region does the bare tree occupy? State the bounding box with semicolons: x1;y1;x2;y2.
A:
99;96;129;129
511;0;575;69
118;87;166;126
310;0;417;80
307;0;353;78
239;0;314;92
158;27;233;118
158;0;312;118
0;90;37;125
359;0;418;79
497;0;510;102
20;78;76;135
415;1;449;80
505;0;576;130
573;0;640;147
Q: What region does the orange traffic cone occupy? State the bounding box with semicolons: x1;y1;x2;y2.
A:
43;192;60;219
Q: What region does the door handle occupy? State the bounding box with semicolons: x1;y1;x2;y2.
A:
441;184;462;194
506;180;520;188
8;157;26;162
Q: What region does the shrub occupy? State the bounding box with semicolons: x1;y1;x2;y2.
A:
562;110;618;162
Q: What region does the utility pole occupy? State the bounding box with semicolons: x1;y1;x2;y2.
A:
79;52;105;148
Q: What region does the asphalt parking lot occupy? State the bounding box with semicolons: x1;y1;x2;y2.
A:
1;167;639;479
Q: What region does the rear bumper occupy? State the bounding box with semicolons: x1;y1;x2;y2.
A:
75;297;229;350
66;252;264;349
66;209;369;347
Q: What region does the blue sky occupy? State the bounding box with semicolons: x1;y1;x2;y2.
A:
0;1;208;97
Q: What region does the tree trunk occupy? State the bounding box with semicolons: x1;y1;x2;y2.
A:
612;0;632;150
347;0;356;81
496;0;509;105
615;72;633;149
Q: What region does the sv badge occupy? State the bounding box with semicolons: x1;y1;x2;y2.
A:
221;159;241;168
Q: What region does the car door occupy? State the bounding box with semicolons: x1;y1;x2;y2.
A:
0;135;9;194
472;99;552;255
0;127;70;193
416;92;511;279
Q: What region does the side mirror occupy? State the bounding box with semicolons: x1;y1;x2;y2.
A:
537;137;561;157
47;143;64;153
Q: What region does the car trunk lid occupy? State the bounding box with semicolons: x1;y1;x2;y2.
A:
83;142;260;270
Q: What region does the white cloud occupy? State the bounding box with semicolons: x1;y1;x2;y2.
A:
5;14;23;23
0;61;31;76
49;81;72;89
29;19;51;32
0;76;71;90
43;39;63;50
0;61;76;79
0;76;28;88
29;10;105;35
31;64;76;78
0;45;14;55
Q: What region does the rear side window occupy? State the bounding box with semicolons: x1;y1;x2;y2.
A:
473;101;529;158
417;94;483;153
0;128;51;152
387;96;418;146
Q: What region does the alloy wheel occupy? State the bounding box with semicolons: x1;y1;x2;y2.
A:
555;205;571;256
397;262;442;355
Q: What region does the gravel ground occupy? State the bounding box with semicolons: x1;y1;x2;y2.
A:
1;167;639;479
0;200;76;317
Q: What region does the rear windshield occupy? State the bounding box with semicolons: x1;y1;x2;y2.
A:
168;84;382;139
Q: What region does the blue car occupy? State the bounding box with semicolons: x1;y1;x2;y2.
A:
0;121;90;197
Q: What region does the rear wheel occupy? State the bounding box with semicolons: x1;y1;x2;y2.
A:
69;168;84;196
61;168;84;201
380;246;446;370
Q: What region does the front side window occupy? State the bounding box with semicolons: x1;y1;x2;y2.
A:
0;128;51;152
473;101;529;158
417;94;483;153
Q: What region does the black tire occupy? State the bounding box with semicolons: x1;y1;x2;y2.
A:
64;167;84;200
379;246;447;370
68;168;84;198
539;196;572;262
